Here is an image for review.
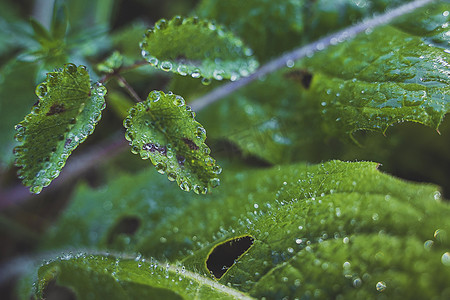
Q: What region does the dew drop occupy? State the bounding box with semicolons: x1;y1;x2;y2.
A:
442;252;450;266
160;61;172;72
191;69;201;78
173;96;185;107
353;278;362;288
179;181;191;192
30;185;43;194
64;63;77;74
131;145;140;154
155;162;166;174
213;70;224;80
124;130;133;141
212;165;222;175
177;65;188;76
196;127;207;140
36;84;48;98
149;57;159;66
376;281;386;292
96;85;107;97
201;78;211;85
209;178;220;188
424;240;434;250
193;184;207;195
167;172;177;181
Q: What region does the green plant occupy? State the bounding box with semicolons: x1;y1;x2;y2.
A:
1;0;450;299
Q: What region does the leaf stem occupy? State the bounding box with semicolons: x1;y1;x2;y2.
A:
98;60;148;84
189;0;435;111
116;74;143;103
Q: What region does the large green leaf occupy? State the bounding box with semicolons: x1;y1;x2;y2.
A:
34;254;253;300
297;22;450;137
37;161;450;299
140;16;258;81
197;2;450;164
123;91;221;194
14;63;106;193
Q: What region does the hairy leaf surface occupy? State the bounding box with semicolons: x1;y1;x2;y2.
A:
140;16;258;81
34;254;252;300
123;91;221;194
198;2;450;163
38;161;450;299
298;22;450;137
14;63;106;193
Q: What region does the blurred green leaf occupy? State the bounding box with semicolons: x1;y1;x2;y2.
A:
0;60;38;168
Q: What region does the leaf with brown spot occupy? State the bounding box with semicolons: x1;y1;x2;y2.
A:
123;90;221;194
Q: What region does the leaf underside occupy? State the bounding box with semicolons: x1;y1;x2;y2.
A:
123;90;221;194
140;16;258;81
14;63;106;193
38;161;450;299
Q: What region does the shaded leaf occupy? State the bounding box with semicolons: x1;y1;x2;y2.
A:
0;61;38;168
123;90;221;194
140;16;258;81
34;254;253;300
30;18;53;46
195;0;409;62
14;63;106;193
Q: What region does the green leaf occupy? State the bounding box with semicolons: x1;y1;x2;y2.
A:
140;16;258;81
34;254;253;300
37;161;450;299
195;0;409;62
197;69;322;164
14;63;107;193
196;0;304;61
50;2;68;40
296;23;450;138
30;18;53;46
0;60;39;168
123;91;221;194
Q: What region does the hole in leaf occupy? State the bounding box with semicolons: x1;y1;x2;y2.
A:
284;69;313;89
206;235;254;279
43;279;77;300
107;216;141;245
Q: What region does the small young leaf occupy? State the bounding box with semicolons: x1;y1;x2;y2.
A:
34;254;253;300
14;63;107;193
123;90;221;194
30;18;53;46
140;16;258;81
50;1;68;40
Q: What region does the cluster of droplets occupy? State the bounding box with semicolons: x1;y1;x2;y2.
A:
13;63;106;194
140;15;258;83
123;90;221;194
